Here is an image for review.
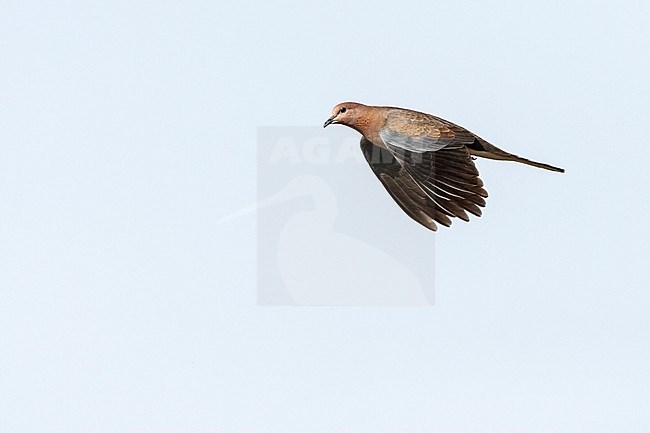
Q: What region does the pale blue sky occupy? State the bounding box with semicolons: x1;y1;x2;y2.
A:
1;1;649;432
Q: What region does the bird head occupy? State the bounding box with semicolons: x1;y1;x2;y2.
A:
323;102;366;128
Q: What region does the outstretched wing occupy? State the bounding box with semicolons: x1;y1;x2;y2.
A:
360;111;488;231
360;138;451;231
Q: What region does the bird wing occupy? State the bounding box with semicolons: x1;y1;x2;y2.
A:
360;138;451;231
379;109;479;152
360;111;489;230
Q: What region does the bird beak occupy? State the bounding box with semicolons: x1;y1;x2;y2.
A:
323;115;336;128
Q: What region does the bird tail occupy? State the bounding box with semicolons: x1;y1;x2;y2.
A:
470;140;565;173
503;154;565;173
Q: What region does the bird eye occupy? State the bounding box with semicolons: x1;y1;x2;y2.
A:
339;107;347;114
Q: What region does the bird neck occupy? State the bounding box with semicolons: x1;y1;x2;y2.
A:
352;106;386;146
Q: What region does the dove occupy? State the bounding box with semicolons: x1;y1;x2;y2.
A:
323;102;564;231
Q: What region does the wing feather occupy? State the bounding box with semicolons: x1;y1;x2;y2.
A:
359;110;489;230
360;139;458;231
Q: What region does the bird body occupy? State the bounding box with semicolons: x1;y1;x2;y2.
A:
323;102;564;231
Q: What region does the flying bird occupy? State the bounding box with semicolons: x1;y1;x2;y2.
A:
323;102;564;231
